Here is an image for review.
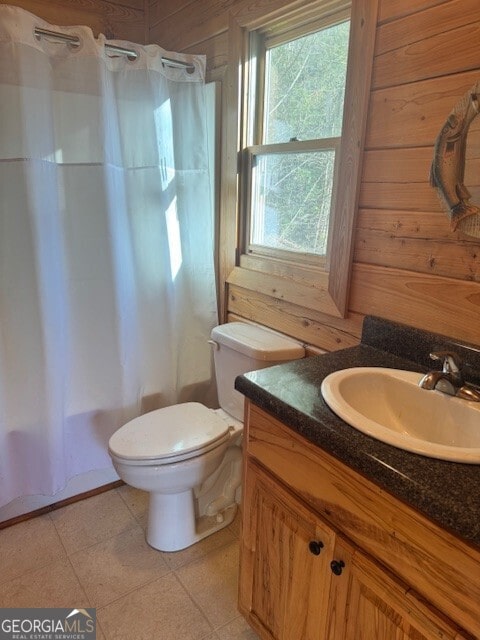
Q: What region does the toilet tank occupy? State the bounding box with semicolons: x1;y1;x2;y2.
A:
210;322;305;422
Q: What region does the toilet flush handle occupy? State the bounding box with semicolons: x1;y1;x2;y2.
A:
208;339;219;350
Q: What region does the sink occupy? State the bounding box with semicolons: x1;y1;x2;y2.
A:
321;367;480;463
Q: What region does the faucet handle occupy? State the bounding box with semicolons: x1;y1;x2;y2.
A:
429;351;463;374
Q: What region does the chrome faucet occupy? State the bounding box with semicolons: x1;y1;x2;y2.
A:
419;351;480;401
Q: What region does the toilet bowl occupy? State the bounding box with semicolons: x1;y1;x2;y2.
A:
108;322;304;552
109;403;240;551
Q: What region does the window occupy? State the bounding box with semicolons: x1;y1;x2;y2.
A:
244;15;350;265
227;1;378;318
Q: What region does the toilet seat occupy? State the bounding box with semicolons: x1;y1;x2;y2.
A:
108;402;232;465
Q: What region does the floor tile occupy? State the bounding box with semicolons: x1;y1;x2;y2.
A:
176;540;240;629
0;514;66;584
216;616;260;639
97;572;212;640
116;485;148;528
50;490;137;554
1;487;244;639
0;558;89;608
70;526;170;607
161;525;236;571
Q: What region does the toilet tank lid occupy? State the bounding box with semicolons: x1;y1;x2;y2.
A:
211;322;304;361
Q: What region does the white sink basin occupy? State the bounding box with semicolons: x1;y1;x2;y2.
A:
321;367;480;463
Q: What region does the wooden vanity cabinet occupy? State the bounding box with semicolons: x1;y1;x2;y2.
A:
241;462;335;639
238;402;478;640
333;541;471;640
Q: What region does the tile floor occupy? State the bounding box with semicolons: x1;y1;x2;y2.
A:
0;486;260;640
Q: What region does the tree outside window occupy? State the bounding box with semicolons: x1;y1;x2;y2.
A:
246;18;350;261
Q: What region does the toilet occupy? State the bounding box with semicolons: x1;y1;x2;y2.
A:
108;322;305;552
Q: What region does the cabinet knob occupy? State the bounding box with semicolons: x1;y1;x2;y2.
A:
330;560;345;576
308;540;324;556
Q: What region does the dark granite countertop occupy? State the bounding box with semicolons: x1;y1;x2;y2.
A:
235;316;480;549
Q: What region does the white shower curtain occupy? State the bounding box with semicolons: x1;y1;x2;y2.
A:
0;6;218;508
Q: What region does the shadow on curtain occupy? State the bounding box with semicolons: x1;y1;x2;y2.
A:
0;5;218;508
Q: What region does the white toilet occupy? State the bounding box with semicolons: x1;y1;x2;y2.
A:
108;322;304;552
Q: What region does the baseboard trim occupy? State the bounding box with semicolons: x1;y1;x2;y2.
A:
0;480;125;530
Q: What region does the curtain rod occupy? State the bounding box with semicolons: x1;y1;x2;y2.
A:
34;27;195;71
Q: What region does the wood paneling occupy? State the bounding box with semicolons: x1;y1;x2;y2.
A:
149;0;234;51
375;0;480;55
147;0;480;351
228;266;339;316
360;182;439;212
362;148;432;183
355;210;480;281
149;0;193;29
366;71;480;149
183;31;228;71
350;263;480;344
228;285;362;350
373;21;480;89
149;0;349;54
377;0;446;24
1;0;146;42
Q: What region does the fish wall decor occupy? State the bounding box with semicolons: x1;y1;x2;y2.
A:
430;80;480;238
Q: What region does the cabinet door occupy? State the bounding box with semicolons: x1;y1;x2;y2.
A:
340;550;467;640
239;461;336;640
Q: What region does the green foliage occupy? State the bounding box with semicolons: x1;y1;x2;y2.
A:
252;151;334;254
265;20;350;143
252;20;350;255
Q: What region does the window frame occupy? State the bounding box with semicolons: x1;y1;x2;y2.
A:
243;12;350;267
245;138;341;268
226;0;379;319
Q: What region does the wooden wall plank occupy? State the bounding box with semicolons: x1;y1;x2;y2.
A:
149;0;194;28
350;263;480;344
377;0;447;25
359;182;439;211
365;70;480;149
227;266;341;317
149;0;234;51
354;211;480;281
361;154;480;212
183;31;229;71
239;255;328;285
228;285;362;351
362;147;432;183
1;0;145;42
373;21;480;89
356;209;473;242
110;0;144;10
376;0;480;55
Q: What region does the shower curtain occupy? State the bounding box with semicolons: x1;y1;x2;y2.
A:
0;6;218;509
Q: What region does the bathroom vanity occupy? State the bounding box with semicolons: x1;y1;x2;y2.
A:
235;317;480;640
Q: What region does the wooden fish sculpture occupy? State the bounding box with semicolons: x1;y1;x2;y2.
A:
430;88;480;230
